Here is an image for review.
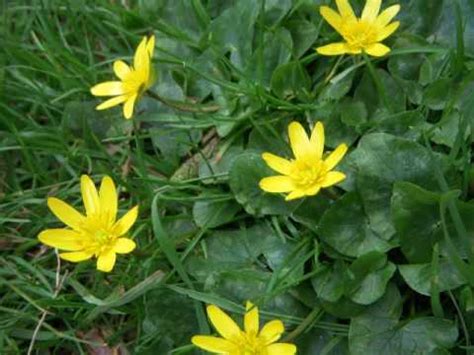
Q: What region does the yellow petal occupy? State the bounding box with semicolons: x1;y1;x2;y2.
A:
97;250;116;272
317;42;350;56
47;197;85;230
38;229;84;251
90;81;124;97
361;0;381;22
245;301;259;335
262;153;292;175
81;175;100;216
375;5;401;27
113;60;131;80
285;189;306;201
309;121;325;160
96;95;128;110
59;251;93;262
324;143;348;170
146;35;155;58
336;0;356;21
113;205;139;236
376;22;400;42
304;185;321;196
260;320;284;344
288;121;312;161
320;6;344;33
321;171;346;188
123;94;137;119
99;176;117;225
191;335;237;352
134;36;150;72
114;238;136;254
259;176;295;193
266;343;297;355
206;305;241;340
364;42;391;57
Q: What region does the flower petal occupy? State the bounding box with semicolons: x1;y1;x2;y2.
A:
206;305;241;340
81;175;100;216
90;81;124;97
114;238;136;254
113;205;139;237
288;121;312;160
97;249;116;272
146;35;155;58
361;0;381;22
285;189;306;201
336;0;356;21
309;121;324;160
59;251;93;262
376;22;400;42
113;60;131;81
375;5;401;28
304;185;321;196
47;197;85;230
317;42;350;56
245;301;259;335
364;42;391;57
96;95;128;110
134;36;150;72
38;229;84;251
191;335;237;353
260;320;284;344
321;171;346;188
324;143;348;170
262;153;292;175
123;94;137;119
99;176;117;225
320;6;344;33
259;176;295;193
266;343;297;355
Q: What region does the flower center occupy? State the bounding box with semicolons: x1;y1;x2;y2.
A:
290;160;325;189
235;331;266;355
342;20;377;50
122;69;148;95
91;229;116;253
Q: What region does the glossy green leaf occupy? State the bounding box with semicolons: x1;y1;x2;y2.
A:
319;192;394;258
349;285;458;354
352;133;439;239
399;259;467;296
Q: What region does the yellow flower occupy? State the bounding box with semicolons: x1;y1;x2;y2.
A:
317;0;400;57
38;175;138;272
259;121;347;201
192;301;297;355
90;35;155;119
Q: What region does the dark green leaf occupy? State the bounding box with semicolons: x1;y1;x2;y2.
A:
319;192;394;258
399;259;467;296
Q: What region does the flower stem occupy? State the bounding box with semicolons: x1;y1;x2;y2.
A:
362;53;391;112
147;90;220;113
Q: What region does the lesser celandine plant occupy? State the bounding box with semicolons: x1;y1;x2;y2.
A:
192;301;297;354
38;175;138;272
259;121;347;201
317;0;400;57
90;35;155;119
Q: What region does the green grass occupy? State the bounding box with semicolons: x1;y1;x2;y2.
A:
2;0;474;354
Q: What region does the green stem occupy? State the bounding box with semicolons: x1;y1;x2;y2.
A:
363;53;391;112
147;90;220;113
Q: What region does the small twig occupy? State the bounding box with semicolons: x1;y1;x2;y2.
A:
28;250;68;355
147;90;220;113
